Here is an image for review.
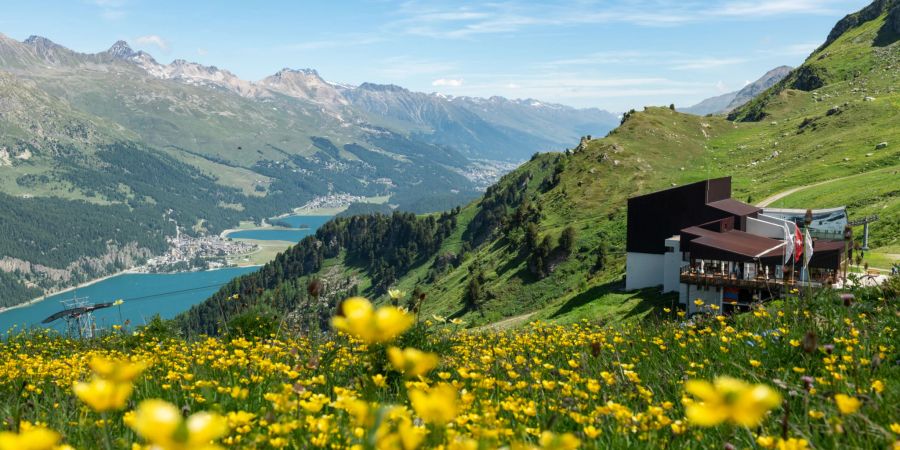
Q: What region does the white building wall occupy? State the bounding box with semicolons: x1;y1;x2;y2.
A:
684;283;724;314
746;217;787;239
625;252;664;290
663;237;686;293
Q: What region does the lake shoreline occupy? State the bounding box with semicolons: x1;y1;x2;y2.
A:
0;265;263;317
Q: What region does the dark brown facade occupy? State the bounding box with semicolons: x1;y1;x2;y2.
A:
626;177;758;254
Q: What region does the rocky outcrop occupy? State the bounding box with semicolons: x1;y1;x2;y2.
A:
790;66;828;91
819;0;898;51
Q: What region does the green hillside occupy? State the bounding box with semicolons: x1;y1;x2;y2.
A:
182;0;900;334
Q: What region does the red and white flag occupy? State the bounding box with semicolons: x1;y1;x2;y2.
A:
782;223;794;265
794;226;803;263
804;228;814;267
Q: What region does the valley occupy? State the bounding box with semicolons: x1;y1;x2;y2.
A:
0;1;898;449
0;35;618;309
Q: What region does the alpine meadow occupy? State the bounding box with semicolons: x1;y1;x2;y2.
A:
0;1;898;450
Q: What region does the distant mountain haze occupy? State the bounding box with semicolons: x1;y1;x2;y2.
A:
680;66;793;116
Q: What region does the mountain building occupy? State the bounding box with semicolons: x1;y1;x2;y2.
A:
625;177;848;314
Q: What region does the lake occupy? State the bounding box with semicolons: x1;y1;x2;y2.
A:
0;267;257;335
0;214;336;336
226;215;333;241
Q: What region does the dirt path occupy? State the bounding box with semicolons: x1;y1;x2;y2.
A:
756;178;840;207
755;168;893;208
474;312;535;332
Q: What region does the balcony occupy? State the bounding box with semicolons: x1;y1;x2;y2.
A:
679;266;833;290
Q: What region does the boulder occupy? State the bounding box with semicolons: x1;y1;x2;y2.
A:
875;142;888;149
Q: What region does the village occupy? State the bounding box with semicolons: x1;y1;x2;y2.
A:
137;231;257;273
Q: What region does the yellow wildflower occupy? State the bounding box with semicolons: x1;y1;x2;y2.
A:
409;383;458;425
538;431;580;450
332;297;413;343
0;424;60;450
834;394;861;415
776;438;809;450
127;399;228;450
683;376;781;427
88;356;147;383
388;347;439;377
73;378;134;412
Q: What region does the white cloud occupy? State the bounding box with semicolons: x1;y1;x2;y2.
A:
197;48;208;56
670;57;747;70
281;35;383;51
712;0;843;17
715;80;729;93
135;35;169;52
432;78;464;87
90;0;128;21
388;0;849;38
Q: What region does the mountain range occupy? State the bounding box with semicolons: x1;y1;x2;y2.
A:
181;0;899;334
0;34;618;307
680;66;793;115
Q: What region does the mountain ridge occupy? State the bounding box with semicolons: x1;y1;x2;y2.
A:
680;65;792;116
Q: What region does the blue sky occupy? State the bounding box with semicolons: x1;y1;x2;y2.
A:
1;0;871;111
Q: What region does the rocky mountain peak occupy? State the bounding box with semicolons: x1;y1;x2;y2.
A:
24;35;61;49
106;40;136;59
357;82;408;93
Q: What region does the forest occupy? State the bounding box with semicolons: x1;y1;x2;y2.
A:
177;210;458;335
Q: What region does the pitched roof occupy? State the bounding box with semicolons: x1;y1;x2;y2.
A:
691;229;785;259
707;199;761;216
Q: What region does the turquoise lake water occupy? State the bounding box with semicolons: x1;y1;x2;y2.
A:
0;267;257;335
226;215;332;241
0;214;335;336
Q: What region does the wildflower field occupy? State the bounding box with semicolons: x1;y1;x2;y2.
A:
0;288;897;449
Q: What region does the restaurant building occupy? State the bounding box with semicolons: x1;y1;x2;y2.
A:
625;177;847;314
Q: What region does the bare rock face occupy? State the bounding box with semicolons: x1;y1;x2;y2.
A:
889;1;900;34
820;0;896;50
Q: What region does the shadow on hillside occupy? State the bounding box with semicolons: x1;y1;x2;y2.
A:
549;281;677;323
620;290;679;322
874;21;899;47
548;280;621;318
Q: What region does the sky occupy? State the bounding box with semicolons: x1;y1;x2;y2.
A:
0;0;873;112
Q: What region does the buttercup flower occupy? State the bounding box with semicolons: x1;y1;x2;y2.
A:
388;347;439;377
834;394;861;415
0;423;60;450
73;378;134;412
409;383;458;425
127;399;228;450
332;297;414;343
683;376;781;427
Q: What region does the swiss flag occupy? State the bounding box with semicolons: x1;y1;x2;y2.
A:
794;227;803;263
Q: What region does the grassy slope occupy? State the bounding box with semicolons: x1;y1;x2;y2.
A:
275;9;899;328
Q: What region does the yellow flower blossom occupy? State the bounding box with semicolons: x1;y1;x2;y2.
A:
538;431;580;450
834;394;861;415
683;377;781;427
388;347;439;377
0;424;60;450
409;383;458;425
73;378;133;412
332;297;414;343
127;399;228;450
